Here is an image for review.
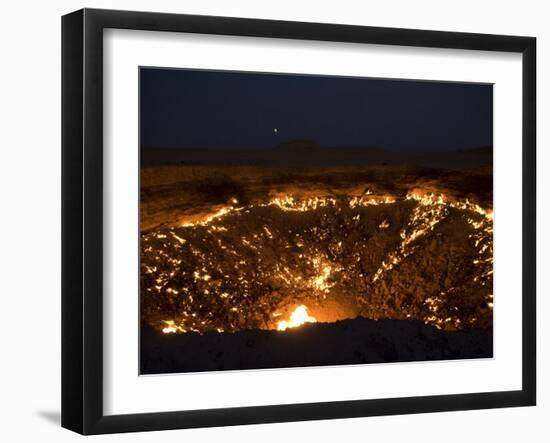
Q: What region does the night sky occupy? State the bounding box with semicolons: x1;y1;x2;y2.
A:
140;68;492;152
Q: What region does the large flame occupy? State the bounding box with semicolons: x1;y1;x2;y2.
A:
276;305;317;331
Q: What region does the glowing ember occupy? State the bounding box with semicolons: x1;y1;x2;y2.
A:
267;196;337;212
162;320;186;334
276;305;317;331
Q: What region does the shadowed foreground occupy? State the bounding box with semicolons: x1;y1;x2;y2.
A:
140;317;492;374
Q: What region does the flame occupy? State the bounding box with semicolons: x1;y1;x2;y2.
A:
276;305;317;331
180;205;239;228
267;196;337;212
349;195;396;207
162;320;186;334
312;265;332;291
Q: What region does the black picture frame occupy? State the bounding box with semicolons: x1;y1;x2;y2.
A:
62;8;536;435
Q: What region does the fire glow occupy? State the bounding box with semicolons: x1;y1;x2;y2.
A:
141;191;493;335
276;305;317;331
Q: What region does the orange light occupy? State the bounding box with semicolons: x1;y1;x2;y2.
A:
276;305;317;331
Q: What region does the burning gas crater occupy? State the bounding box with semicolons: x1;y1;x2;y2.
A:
141;191;493;335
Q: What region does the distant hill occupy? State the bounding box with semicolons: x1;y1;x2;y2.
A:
141;142;493;170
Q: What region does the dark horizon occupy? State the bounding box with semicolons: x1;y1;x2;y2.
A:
140;68;493;153
140;142;493;154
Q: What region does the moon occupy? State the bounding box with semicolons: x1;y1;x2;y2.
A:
273;128;278;133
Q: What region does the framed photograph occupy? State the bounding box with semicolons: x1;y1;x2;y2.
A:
62;8;536;434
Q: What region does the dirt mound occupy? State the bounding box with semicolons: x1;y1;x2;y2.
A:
140;318;493;374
